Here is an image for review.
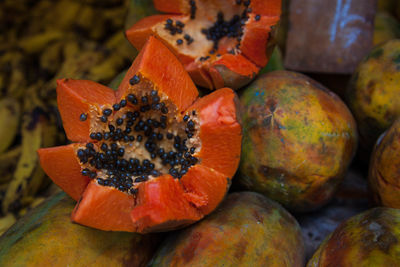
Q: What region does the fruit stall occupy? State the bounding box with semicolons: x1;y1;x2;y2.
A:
0;0;400;266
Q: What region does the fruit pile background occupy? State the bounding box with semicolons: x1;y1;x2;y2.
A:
1;0;400;266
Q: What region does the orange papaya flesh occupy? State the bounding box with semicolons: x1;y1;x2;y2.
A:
38;36;242;233
72;181;136;232
126;0;281;90
116;34;198;111
130;175;202;233
185;87;242;178
37;144;90;201
57;79;116;143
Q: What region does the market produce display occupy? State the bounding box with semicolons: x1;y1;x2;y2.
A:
1;0;400;266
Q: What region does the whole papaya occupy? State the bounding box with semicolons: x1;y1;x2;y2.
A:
346;39;400;155
308;207;400;266
239;71;357;212
149;192;305;267
0;192;160;266
373;12;400;46
368;118;400;208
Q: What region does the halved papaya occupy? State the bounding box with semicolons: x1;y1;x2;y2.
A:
125;0;281;90
37;36;242;233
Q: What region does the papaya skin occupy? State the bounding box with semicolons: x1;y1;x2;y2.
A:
368;118;400;208
346;39;400;155
38;36;242;233
125;0;281;90
373;12;400;46
0;192;161;267
239;71;357;212
150;192;305;267
307;208;400;266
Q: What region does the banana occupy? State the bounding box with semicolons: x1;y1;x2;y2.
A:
39;40;64;76
0;146;21;184
74;5;106;41
41;0;83;31
2;87;57;214
105;31;137;60
0;98;21;153
88;53;126;83
18;196;46;217
18;30;63;54
0;0;133;218
0;51;27;99
0;213;16;236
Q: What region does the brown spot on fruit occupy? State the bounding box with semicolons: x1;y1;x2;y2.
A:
234;236;249;261
308;208;400;266
252;210;264;223
149;192;305;266
181;232;202;263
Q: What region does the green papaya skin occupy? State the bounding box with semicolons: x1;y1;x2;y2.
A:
0;192;160;267
149;192;305;267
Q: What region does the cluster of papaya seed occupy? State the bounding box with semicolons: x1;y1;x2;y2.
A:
76;75;199;195
164;19;194;46
203;0;259;55
200;0;260;59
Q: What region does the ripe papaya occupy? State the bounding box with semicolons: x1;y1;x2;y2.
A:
308;208;400;266
0;192;160;266
239;71;357;212
368;118;400;208
125;0;281;90
38;36;242;233
150;192;305;267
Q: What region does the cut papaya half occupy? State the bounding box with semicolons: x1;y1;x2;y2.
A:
38;36;242;233
126;0;281;90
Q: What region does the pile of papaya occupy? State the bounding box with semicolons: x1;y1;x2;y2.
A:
1;0;400;266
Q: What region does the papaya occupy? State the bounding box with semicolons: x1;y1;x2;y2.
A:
125;0;281;90
378;0;398;14
368;118;400;208
149;192;305;267
37;36;242;233
238;71;358;212
0;192;160;266
346;39;400;156
307;207;400;266
373;12;400;46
